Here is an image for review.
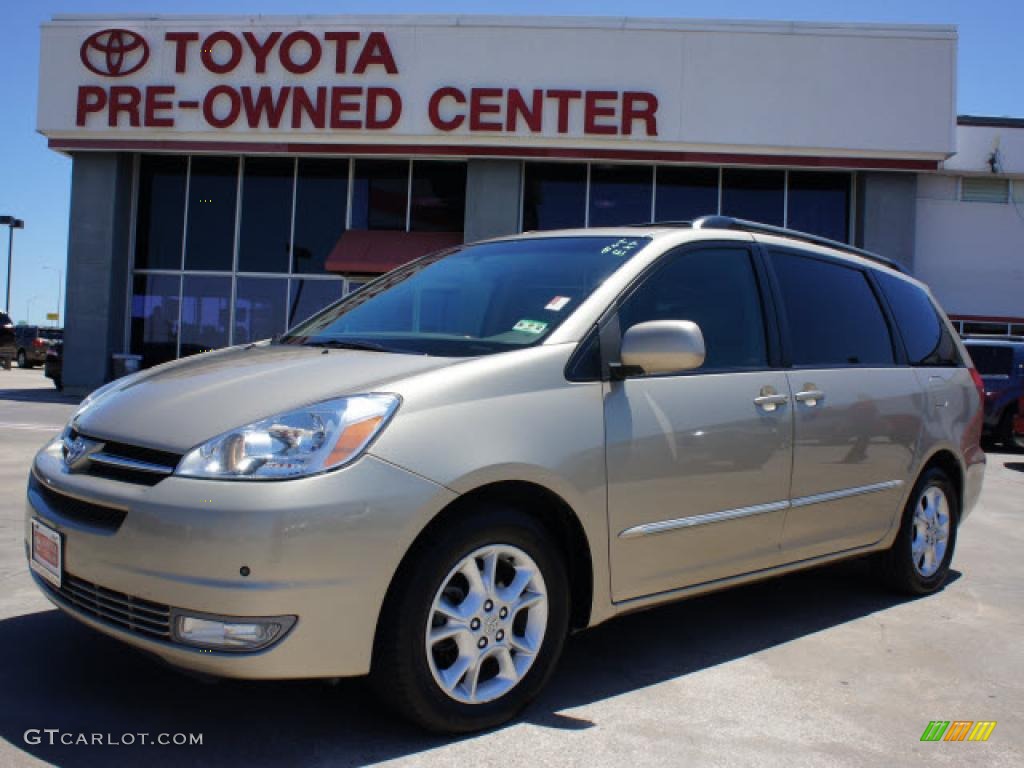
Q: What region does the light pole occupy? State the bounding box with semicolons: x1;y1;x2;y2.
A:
26;295;41;326
0;216;25;314
42;265;63;326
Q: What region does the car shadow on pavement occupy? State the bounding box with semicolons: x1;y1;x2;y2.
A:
0;560;953;767
0;387;81;405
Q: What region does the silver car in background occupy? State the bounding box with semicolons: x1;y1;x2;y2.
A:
25;216;985;732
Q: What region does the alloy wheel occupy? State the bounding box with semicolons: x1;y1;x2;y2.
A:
911;485;950;578
425;544;548;705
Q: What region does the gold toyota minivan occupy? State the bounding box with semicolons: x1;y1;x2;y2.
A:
26;217;985;732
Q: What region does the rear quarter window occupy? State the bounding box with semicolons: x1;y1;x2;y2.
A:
876;273;962;367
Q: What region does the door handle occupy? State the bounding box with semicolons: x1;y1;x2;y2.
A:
794;386;825;407
754;387;789;412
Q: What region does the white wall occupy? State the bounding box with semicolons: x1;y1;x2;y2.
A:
915;173;1024;319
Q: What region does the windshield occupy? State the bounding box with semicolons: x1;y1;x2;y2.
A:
281;236;649;356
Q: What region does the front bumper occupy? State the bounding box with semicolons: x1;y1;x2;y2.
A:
25;444;456;679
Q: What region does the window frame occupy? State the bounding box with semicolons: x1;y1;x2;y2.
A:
586;240;783;381
761;245;905;370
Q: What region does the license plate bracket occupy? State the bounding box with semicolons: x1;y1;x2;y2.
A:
30;518;62;589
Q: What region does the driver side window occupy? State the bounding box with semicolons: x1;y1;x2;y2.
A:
618;247;768;371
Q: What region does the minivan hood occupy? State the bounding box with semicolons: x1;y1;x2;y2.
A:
74;344;461;453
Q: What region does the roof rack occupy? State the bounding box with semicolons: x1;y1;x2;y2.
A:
689;215;907;274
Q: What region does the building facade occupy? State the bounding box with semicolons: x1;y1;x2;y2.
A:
36;14;1019;393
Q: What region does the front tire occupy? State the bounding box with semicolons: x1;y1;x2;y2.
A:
371;506;569;733
882;468;958;595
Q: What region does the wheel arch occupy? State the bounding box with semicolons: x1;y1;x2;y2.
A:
378;480;596;641
916;448;964;520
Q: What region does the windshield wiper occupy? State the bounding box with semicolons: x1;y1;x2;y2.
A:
305;339;393;353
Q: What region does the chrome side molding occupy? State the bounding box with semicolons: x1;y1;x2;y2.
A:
619;479;904;539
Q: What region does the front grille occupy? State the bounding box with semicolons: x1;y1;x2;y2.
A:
29;474;127;532
68;430;182;486
39;572;172;641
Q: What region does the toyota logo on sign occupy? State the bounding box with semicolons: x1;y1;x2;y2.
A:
80;29;149;76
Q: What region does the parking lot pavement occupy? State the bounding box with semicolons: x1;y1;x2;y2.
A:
0;368;1020;768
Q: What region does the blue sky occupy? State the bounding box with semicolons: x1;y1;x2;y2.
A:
1;0;1021;326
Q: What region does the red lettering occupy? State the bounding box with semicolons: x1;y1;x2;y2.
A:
108;86;141;127
584;90;618;135
353;32;397;74
622;91;658;136
241;86;291;128
428;87;465;131
469;88;502;132
144;86;176;127
203;85;241;128
330;86;363;129
165;32;198;73
242;31;281;73
201;31;243;74
279;31;321;74
507;89;542;132
324;31;360;74
292;86;326;129
76;86;106;126
366;88;401;129
547;89;582;134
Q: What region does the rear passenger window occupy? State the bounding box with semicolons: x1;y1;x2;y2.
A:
770;251;894;367
618;247;767;370
876;273;962;367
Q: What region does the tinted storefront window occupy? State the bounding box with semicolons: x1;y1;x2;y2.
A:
293;158;349;274
787;172;850;242
235;277;287;343
721;169;785;226
351;159;408;230
655;166;718;221
130;273;180;368
588;164;653;226
522;163;586;231
288;279;345;328
135;156;186;270
180;275;231;357
185;157;238;271
238;157;294;273
410;161;467;232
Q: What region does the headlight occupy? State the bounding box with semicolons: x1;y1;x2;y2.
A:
175;394;400;480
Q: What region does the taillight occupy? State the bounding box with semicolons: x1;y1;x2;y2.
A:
32;338;46;348
969;367;985;402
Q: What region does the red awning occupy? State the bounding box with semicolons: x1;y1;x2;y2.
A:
325;230;464;274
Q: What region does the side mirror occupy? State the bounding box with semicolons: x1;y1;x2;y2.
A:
619;320;706;376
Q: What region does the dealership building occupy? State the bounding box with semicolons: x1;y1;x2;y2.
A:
36;15;1024;392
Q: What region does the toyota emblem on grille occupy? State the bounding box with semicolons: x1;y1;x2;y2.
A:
64;436;104;472
80;29;149;77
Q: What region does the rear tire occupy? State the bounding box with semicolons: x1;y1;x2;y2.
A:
370;505;569;733
16;350;28;369
882;468;958;595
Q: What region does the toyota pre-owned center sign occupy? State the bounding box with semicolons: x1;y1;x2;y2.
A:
40;16;954;159
35;15;959;394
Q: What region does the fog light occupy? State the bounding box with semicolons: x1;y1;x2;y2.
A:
174;614;296;651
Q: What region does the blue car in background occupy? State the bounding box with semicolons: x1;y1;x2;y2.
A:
962;336;1024;447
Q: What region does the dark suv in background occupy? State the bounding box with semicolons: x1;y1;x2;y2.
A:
14;326;63;369
0;312;15;367
962;336;1024;447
